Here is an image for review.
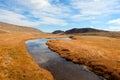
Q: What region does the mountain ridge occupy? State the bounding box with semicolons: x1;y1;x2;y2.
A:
65;28;108;34
52;28;108;34
52;28;120;38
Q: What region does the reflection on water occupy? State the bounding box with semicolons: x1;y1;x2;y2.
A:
26;38;104;80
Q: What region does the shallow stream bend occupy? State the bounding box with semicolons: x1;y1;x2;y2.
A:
26;38;104;80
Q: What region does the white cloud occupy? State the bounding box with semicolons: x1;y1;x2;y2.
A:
29;0;51;9
0;0;120;32
107;26;120;31
70;0;120;22
108;18;120;24
26;0;71;18
89;26;95;28
0;0;70;27
0;9;68;27
71;14;96;21
0;9;39;27
41;17;67;26
28;0;70;26
94;0;100;1
71;0;120;16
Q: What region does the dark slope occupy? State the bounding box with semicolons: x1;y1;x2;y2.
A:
52;30;64;34
65;28;107;34
52;28;120;38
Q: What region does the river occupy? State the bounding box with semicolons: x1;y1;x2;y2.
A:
26;38;104;80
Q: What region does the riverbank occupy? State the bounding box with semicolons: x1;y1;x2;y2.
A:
0;32;66;80
47;36;120;80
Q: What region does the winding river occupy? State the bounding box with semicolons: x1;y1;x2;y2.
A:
26;38;104;80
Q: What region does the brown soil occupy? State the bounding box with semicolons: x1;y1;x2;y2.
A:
47;36;120;80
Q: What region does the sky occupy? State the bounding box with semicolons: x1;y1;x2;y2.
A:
0;0;120;32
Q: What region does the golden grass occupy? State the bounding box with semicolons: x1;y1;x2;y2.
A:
0;22;68;80
47;35;120;80
0;31;68;80
0;32;57;80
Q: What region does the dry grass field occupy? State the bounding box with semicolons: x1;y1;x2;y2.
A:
0;33;54;80
47;35;120;80
0;22;67;80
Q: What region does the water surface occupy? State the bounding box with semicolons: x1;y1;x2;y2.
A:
26;38;104;80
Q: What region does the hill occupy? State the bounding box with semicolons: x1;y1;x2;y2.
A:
0;22;42;33
64;28;107;34
52;30;64;34
0;22;55;80
52;28;120;38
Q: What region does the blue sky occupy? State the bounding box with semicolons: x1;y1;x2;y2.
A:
0;0;120;32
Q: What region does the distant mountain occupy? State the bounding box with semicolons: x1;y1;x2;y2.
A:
0;22;43;33
65;28;107;34
52;28;120;38
52;30;64;34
